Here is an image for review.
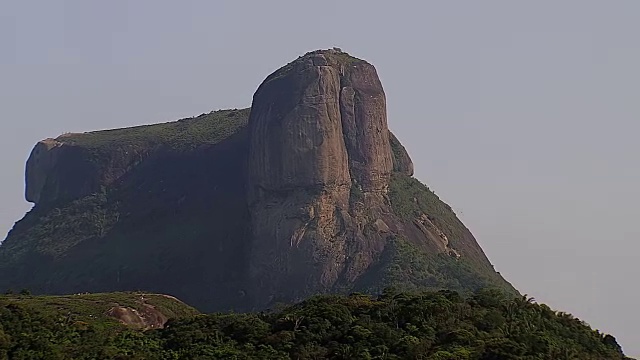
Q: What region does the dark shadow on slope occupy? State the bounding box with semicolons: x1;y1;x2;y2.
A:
0;127;252;312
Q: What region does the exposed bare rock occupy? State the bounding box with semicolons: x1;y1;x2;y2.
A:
106;305;168;330
414;213;460;259
389;131;414;176
338;58;393;192
374;219;391;233
25;139;64;203
105;294;194;329
247;50;395;306
25;137;152;205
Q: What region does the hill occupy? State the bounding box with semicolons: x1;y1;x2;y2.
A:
0;291;198;329
0;290;629;359
0;291;198;359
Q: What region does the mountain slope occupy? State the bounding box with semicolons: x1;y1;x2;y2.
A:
0;49;515;311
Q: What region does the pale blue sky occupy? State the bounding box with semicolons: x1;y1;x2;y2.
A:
1;1;638;355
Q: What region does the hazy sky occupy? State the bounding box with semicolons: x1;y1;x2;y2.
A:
1;1;638;355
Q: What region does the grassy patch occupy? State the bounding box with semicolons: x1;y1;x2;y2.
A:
59;108;250;156
1;191;118;264
0;292;198;331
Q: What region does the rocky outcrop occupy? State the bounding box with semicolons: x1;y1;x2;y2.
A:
389;131;414;176
25;139;105;205
247;49;393;194
247;50;398;305
25;139;64;203
106;294;185;330
25;138;152;205
2;50;516;312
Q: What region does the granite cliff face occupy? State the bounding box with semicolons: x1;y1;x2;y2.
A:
25;137;152;205
25;139;63;203
247;50;398;305
1;50;515;311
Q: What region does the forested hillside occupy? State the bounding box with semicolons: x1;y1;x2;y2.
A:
0;290;628;359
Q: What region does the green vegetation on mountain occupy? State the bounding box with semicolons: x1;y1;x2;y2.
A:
1;191;116;261
389;174;465;247
1;103;514;312
0;290;628;359
384;173;515;295
2;108;253;312
3;50;521;311
0;292;198;328
263;49;361;85
359;236;498;294
59;108;250;154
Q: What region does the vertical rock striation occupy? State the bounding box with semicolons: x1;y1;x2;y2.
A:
247;50;396;306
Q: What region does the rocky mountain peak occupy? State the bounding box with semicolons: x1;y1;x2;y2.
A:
248;48;393;200
245;50;424;306
2;50;515;312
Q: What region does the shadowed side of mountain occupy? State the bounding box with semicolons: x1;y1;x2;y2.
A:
2;109;254;311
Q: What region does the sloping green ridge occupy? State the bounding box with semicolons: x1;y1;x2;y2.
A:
58;108;250;152
389;173;513;289
0;292;198;329
350;173;516;296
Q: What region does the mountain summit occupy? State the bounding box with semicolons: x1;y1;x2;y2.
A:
0;50;515;311
248;50;401;307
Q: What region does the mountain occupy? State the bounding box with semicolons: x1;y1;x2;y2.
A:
0;49;515;311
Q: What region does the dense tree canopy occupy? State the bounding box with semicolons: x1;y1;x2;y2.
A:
0;289;629;359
